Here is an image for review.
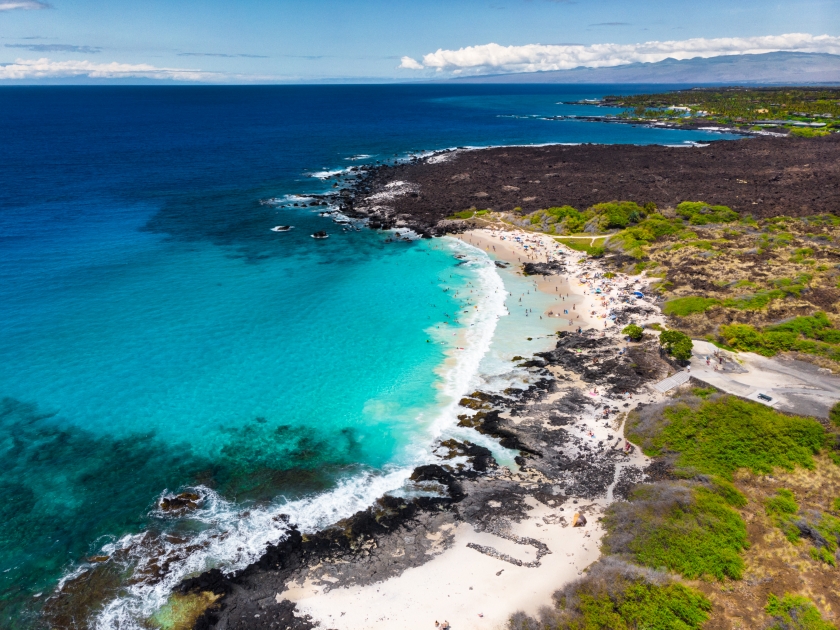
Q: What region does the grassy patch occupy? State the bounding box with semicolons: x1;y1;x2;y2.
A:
627;395;825;479
721;289;785;310
447;209;476;220
766;593;838;630
663;296;720;317
555;236;607;257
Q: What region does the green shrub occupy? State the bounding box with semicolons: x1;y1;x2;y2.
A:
449;209;476;220
720;314;840;360
508;558;711;630
659;330;693;361
613;215;683;254
765;593;837;630
789;127;831;138
768;312;831;337
676;201;739;225
589;201;647;230
766;489;799;519
623;324;644;341
790;247;816;263
643;396;824;479
663;297;720;317
603;483;748;580
770;274;813;297
692;387;717;399
831;402;840;428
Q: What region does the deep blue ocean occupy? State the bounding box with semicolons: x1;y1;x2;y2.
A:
0;84;737;628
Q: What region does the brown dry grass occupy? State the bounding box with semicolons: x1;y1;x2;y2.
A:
628;217;840;338
695;455;840;629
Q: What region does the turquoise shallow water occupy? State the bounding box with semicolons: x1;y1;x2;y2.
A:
0;222;481;626
0;84;739;628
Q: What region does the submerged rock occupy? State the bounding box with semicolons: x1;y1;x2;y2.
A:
159;492;201;513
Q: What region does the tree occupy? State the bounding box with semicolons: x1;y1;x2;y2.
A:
622;324;644;341
660;330;693;362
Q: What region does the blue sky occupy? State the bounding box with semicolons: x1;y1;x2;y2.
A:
1;0;838;82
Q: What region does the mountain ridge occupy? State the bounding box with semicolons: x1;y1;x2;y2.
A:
444;52;840;84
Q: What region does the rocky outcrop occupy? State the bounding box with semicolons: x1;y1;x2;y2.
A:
335;136;840;236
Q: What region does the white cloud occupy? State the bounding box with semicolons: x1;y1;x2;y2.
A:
0;0;50;10
399;55;424;70
0;58;215;81
399;33;840;75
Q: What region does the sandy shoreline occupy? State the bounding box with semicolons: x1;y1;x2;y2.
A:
285;228;661;630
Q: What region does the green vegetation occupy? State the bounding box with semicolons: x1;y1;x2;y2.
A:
659;330;693;361
613;214;685;258
765;594;838;630
507;559;711;630
616;393;825;580
524;201;653;236
766;489;802;543
790;127;832;138
589;201;646;230
663;296;720;317
603;87;840;131
766;488;799;519
719;313;840;362
604;482;748;580
831;402;840;428
448;209;477;220
692;387;717;399
675;201;739;225
629;396;824;480
597;203;840;366
512;389;840;630
622;324;644;341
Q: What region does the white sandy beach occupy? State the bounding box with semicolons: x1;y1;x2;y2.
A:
286;227;661;630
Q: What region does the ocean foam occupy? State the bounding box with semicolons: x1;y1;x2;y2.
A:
259;194;317;206
309;168;352;180
90;241;508;630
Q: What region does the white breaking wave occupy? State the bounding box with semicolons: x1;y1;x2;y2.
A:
425;239;507;441
89;240;509;629
93;470;412;628
309;168;352;179
259;194;317;206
